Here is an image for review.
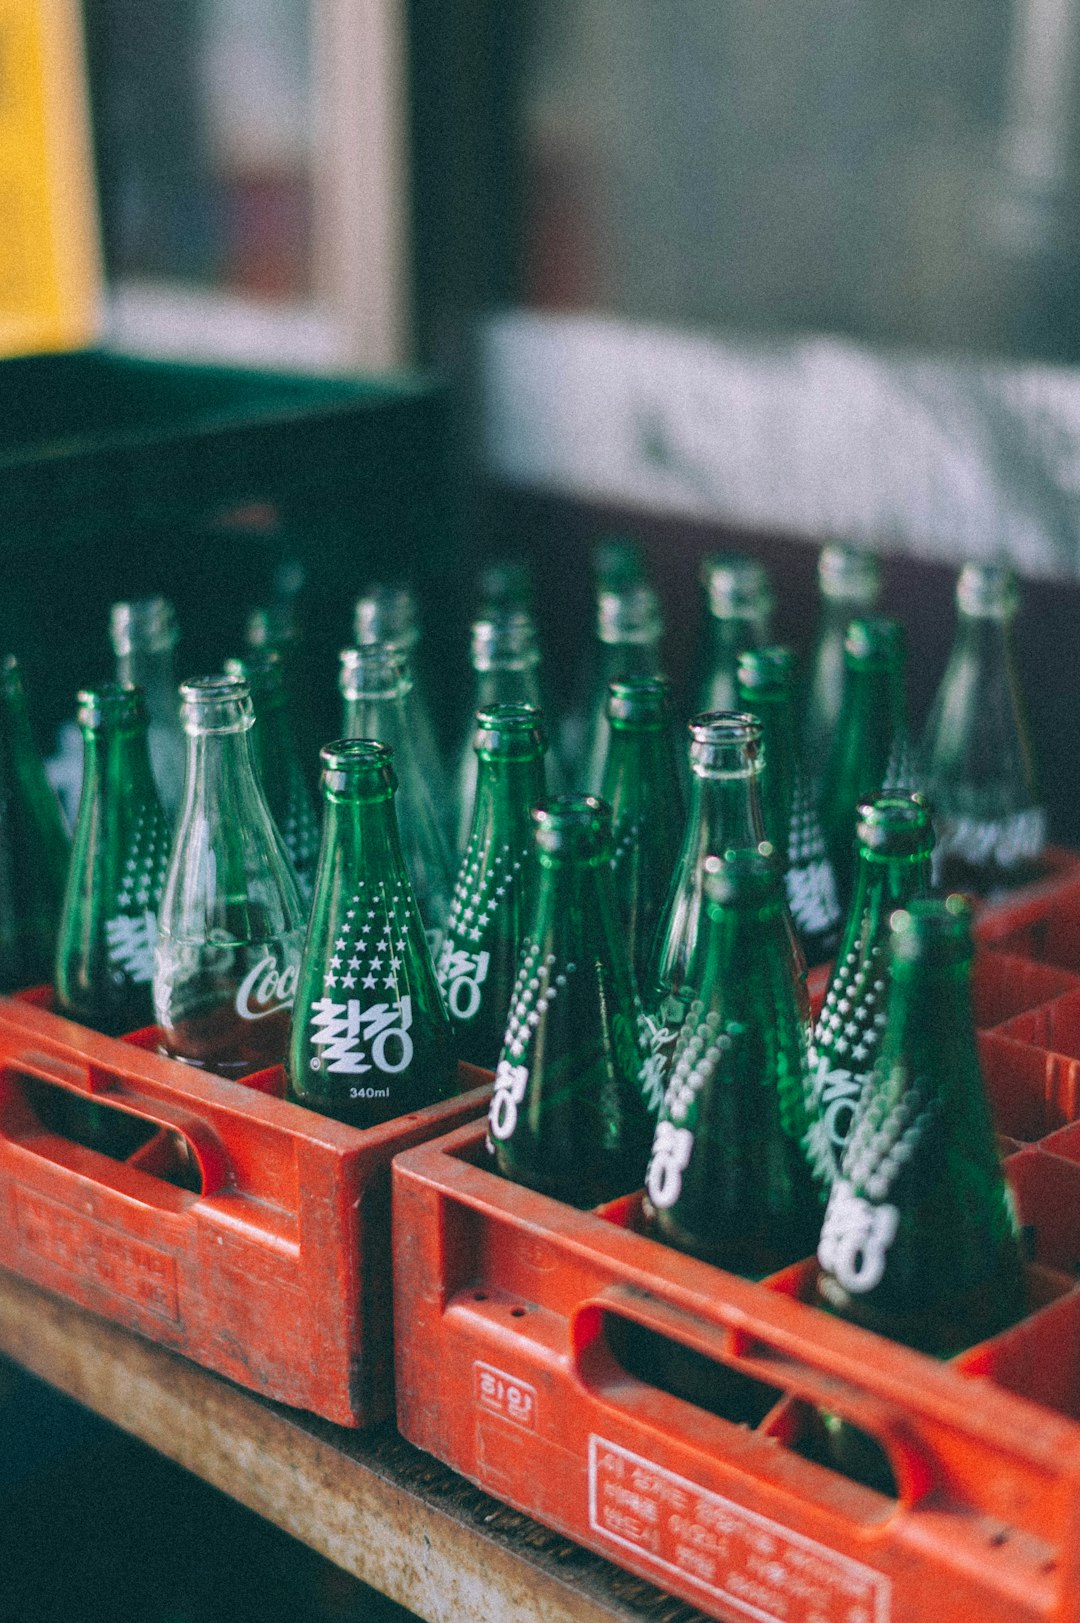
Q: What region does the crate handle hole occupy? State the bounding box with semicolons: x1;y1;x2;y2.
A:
510;1306;527;1318
473;1291;488;1302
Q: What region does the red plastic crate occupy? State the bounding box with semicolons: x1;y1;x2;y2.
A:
393;924;1080;1622
0;990;489;1426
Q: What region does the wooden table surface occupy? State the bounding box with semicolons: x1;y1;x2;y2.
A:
0;1266;711;1623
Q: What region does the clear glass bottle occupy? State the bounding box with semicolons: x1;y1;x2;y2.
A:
600;675;684;986
287;740;454;1124
921;563;1045;895
806;794;934;1185
340;642;453;956
110;597;186;819
224;650;320;905
56;684;171;1034
153;675;306;1080
438;704;546;1069
487;795;658;1209
644;847;824;1276
452;612;544;852
737;646;841;967
695;554;773;716
801;544;882;781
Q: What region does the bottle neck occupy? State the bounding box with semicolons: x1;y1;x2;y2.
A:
878;953;980;1111
744;693;796;854
469;753;546;847
682;762;765;859
250;695;297;789
81;723;159;810
473;666;542;710
604;722;681;812
707;610;766;655
320;789;405;885
841;847;933;958
597;638;660;682
840;663;906;752
180;728;266;821
116;648;178;724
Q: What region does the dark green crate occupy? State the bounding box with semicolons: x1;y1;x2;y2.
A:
0;350;459;748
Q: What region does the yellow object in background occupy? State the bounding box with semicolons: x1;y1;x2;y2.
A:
0;0;100;355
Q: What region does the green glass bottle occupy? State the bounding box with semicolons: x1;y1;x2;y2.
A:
438;704;546;1069
487;795;658;1208
452;612;544;853
737;647;841;966
599;675;684;986
644;847;824;1275
340;642;454;956
805;794;934;1185
55;684;171;1033
801;545;882;783
695;555;773;716
0;656;70;990
558;537;648;786
582;584;664;795
819;617;916;912
110;597;186;820
644;713;806;1100
817;896;1026;1356
354;583;449;830
224;650;320;905
921;563;1045;895
287;740;454;1125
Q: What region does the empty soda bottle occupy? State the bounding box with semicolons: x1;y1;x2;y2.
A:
224;650;320;905
558;536;648;784
0;656;70;990
487;795;658;1208
599;676;684;986
354;583;448;824
438;704;546;1069
287;740;454;1124
801;545;882;782
806;794;934;1185
737;647;841;966
154;676;306;1079
644;847;824;1275
340;642;453;955
452;612;544;852
817;896;1026;1356
819;617;917;912
695;554;773;715
644;713;805;1099
55;684;171;1034
921;563;1045;895
111;597;186;819
581;583;664;795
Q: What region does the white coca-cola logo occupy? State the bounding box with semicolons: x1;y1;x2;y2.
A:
235;953;299;1021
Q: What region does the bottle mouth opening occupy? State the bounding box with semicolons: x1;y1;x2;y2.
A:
474;702;547;757
956;563;1019;619
179;674;253;735
606;674;671;724
701;554;772;619
597;585;662;644
110;597;178;657
77;682;147;730
353;586;419;650
688;710;762;777
320;736;397;797
736;646;795;695
855;793;934;854
470;611;540;670
818;545;881;603
338;643;410;700
890;895;973;964
531;793;612;857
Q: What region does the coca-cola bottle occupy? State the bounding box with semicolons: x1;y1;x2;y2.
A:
153;675;306;1079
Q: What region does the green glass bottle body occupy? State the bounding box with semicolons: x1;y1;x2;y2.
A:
452;613;544;853
644;848;824;1276
580;584;664;795
806;795;934;1185
921;563;1045;895
487;795;658;1209
801;545;881;783
340;642;454;957
153;677;307;1080
111;597;186;820
438;705;546;1069
224;650;320;905
55;685;171;1033
644;713;806;1099
737;647;841;966
354;583;449;831
816;897;1026;1356
0;656;70;991
819;617;916;912
694;555;773;716
599;676;684;986
287;740;454;1125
